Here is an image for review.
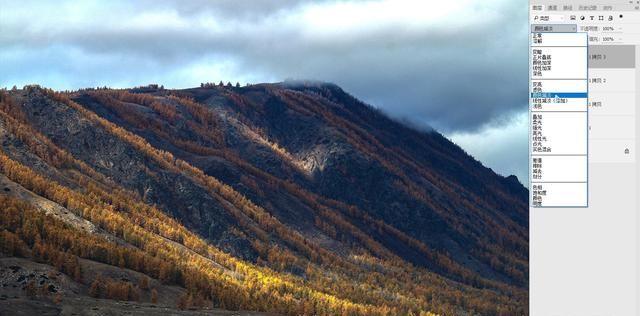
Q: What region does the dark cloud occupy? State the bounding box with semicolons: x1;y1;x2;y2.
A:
144;0;330;19
0;0;527;132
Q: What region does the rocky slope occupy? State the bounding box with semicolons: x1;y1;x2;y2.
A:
0;83;527;316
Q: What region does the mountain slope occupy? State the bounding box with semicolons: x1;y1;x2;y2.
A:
0;83;527;316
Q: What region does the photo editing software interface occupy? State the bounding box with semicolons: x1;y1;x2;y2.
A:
530;0;640;314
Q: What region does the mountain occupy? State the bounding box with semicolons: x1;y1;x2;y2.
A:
0;82;528;316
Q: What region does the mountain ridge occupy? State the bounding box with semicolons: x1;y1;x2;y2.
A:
0;83;528;315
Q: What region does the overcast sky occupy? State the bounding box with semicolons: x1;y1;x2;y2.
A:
0;0;529;184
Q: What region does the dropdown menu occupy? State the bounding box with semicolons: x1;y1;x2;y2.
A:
530;30;589;207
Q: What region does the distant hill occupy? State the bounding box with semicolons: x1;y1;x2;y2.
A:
0;83;528;315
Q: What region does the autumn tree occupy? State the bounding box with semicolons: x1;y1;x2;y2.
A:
151;288;159;303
